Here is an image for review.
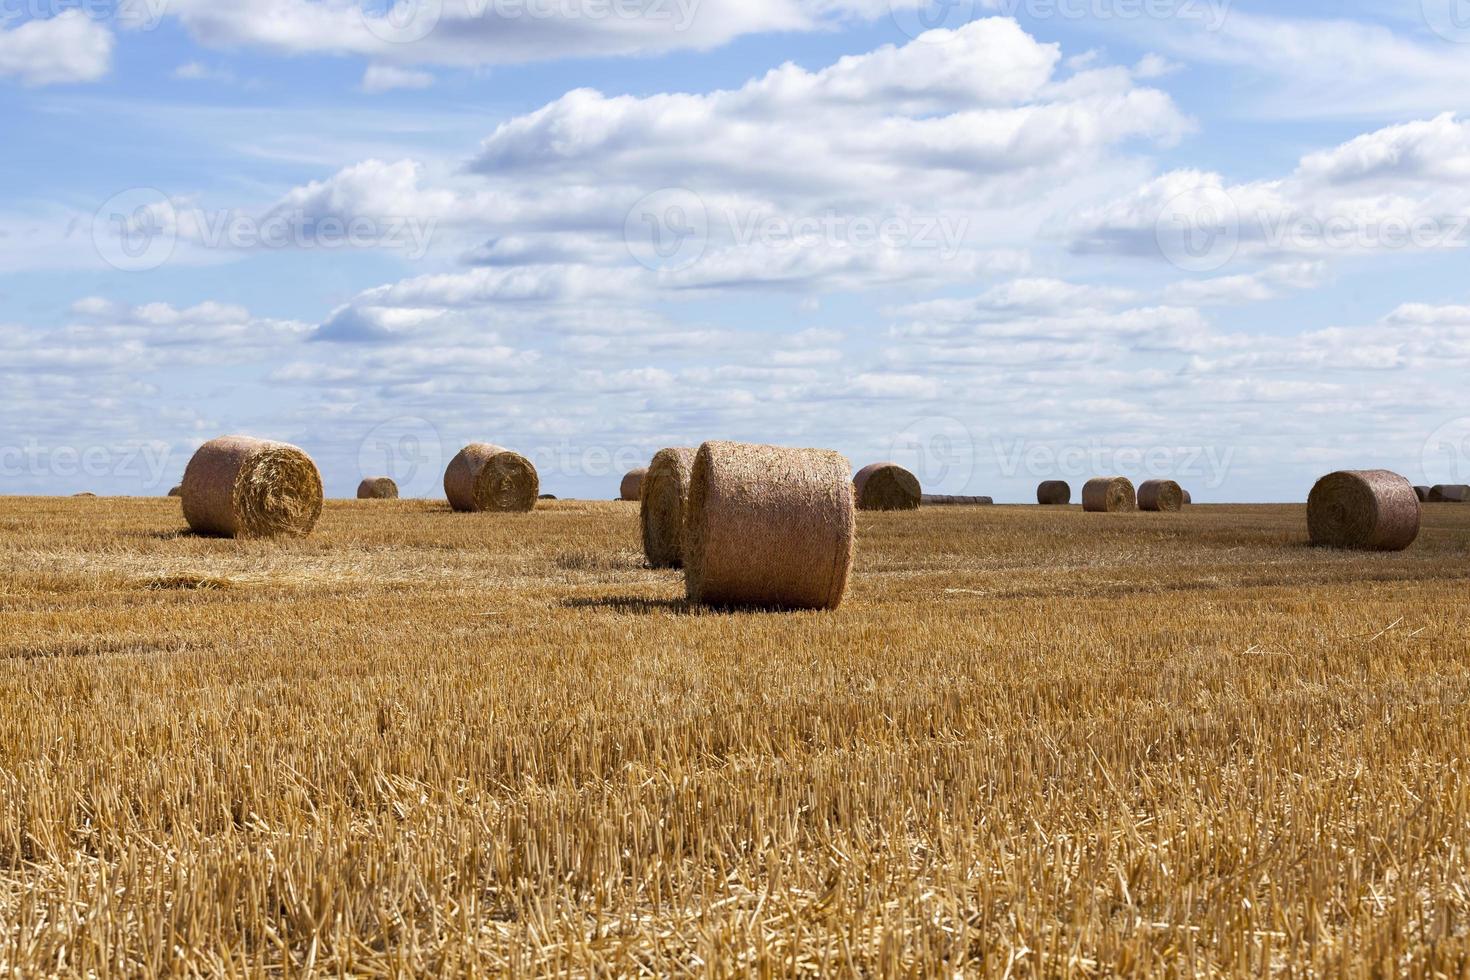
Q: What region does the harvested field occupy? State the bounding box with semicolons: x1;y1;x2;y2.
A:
1;496;1469;974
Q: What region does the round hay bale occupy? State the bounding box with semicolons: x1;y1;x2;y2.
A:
620;468;649;502
921;495;993;506
1308;470;1420;551
181;435;323;538
1138;479;1185;512
444;444;538;513
684;441;855;610
168;485;183;498
357;477;399;500
1414;486;1431;503
1082;477;1136;513
1429;484;1470;503
1182;489;1193;505
853;462;921;511
641;447;696;569
539;494;558;500
72;492;97;498
1037;481;1071;505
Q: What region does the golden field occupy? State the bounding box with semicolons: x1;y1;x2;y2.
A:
1;495;1469;975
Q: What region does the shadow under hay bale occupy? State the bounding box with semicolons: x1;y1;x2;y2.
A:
684;441;854;611
1429;484;1470;503
1082;477;1137;513
620;468;648;502
1138;479;1185;512
854;462;921;511
641;447;696;569
357;477;399;500
181;436;324;539
921;495;993;506
1037;481;1071;505
444;444;539;513
1308;469;1420;551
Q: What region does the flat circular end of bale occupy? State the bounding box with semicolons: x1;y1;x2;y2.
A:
641;447;696;569
357;477;399;500
1037;480;1071;505
620;468;649;502
853;462;921;511
182;436;324;538
1082;477;1137;513
1308;469;1420;551
684;441;855;611
1138;479;1185;512
444;443;539;512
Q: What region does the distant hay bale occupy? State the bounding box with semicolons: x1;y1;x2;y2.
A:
539;494;558;501
1429;484;1470;503
853;462;921;511
1082;477;1137;513
72;492;97;498
181;435;323;539
1308;470;1420;551
921;495;994;506
1138;479;1185;512
684;441;855;610
168;485;183;498
1182;489;1193;505
641;447;696;569
1037;481;1071;505
1414;486;1432;502
444;444;539;513
620;468;648;502
357;477;399;500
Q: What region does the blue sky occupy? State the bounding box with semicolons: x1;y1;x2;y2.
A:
3;0;1470;501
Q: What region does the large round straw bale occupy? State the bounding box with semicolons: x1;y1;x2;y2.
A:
684;441;855;610
1037;481;1071;505
921;495;993;506
357;477;399;500
641;447;696;569
181;436;323;538
1138;479;1185;512
853;462;921;511
1429;484;1470;503
444;444;538;513
168;485;183;498
1082;477;1137;513
1308;470;1420;551
620;468;648;502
